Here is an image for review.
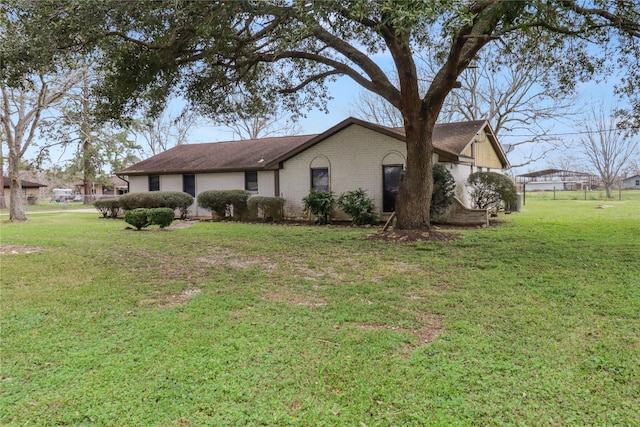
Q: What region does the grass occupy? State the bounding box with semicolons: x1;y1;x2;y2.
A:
1;195;639;426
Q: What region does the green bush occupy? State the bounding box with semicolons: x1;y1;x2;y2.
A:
431;163;456;217
156;192;194;219
247;196;286;222
467;171;517;211
147;207;175;228
93;198;121;218
197;190;251;220
337;189;378;225
124;208;149;230
302;189;335;225
118;191;193;219
118;192;164;210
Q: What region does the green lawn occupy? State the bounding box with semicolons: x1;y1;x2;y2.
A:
1;196;639;426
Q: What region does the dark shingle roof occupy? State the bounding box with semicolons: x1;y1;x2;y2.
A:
2;176;47;188
119;134;318;175
119;117;508;176
383;120;503;161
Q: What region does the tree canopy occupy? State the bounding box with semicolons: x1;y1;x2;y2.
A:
3;0;639;228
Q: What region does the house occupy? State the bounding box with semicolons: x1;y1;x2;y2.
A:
117;117;509;219
74;176;129;197
621;174;640;190
2;176;48;205
516;169;599;191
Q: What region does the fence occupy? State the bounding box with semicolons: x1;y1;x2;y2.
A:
521;188;640;203
0;194;118;209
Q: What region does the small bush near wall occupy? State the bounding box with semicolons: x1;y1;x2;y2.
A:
118;192;164;210
303;190;335;225
156;192;194;219
247;196;285;222
147;207;175;228
467;172;517;211
337;189;378;226
431;163;456;217
118;191;193;219
93;198;121;218
124;208;148;230
197;190;250;220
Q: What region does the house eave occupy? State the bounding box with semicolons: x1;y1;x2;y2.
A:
118;165;278;176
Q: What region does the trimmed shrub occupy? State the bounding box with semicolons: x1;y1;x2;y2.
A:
467;171;517;211
197;190;251;220
147;207;175;228
156;191;194;219
118;191;194;219
93;198;121;218
431;163;456;217
247;196;285;222
124;208;148;230
337;189;378;225
302;189;335;225
118;192;164;210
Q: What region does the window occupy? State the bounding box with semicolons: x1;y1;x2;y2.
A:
311;168;329;192
636;179;640;186
383;165;403;212
148;175;160;191
245;172;258;192
183;174;196;197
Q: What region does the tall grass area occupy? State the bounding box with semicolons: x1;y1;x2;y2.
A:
1;197;638;426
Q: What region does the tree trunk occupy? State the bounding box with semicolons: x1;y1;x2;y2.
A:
0;165;5;210
604;184;613;199
395;118;434;230
8;158;27;221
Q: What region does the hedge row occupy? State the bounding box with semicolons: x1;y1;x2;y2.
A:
93;191;194;219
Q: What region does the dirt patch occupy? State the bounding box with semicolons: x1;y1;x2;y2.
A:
141;288;202;309
0;244;43;255
346;312;443;347
264;290;327;307
365;229;461;242
166;220;198;230
198;247;277;271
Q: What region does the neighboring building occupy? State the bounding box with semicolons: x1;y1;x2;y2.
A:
74;176;129;197
118;117;509;219
621;174;640;190
2;176;48;204
516;169;599;191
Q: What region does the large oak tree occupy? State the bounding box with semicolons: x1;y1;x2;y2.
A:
4;0;638;229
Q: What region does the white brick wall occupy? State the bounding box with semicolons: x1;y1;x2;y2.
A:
128;171;278;217
279;124;421;218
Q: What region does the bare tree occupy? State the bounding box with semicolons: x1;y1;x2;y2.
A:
350;46;577;168
222;114;303;140
576;106;639;198
133;109;199;157
1;71;85;220
217;93;303;140
0;126;5;208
